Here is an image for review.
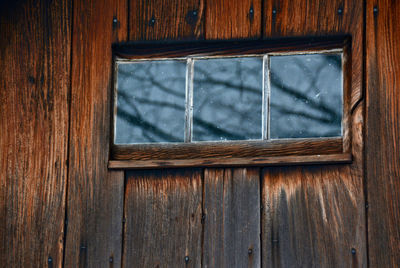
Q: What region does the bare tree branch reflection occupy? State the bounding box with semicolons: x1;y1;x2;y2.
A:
115;54;342;143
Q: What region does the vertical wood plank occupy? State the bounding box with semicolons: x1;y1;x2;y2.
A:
0;0;71;267
123;169;203;267
203;2;263;267
203;168;261;267
366;0;400;266
263;0;363;110
205;0;261;39
124;1;205;267
64;0;127;266
262;103;366;267
129;0;204;40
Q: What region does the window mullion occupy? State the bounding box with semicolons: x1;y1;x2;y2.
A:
184;58;194;142
263;54;271;140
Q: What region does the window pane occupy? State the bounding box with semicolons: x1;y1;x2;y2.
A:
115;60;186;144
192;57;263;141
269;54;342;139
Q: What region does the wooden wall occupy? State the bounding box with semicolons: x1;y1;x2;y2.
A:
0;0;399;267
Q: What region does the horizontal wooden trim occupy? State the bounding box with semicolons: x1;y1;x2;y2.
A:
113;36;349;59
108;153;352;169
111;137;343;161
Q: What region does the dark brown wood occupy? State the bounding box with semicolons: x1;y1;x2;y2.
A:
109;153;352;169
64;0;127;266
261;101;366;267
112;138;343;160
114;37;346;59
123;169;203;267
205;0;261;39
366;1;400;266
263;0;363;110
203;168;261;267
0;0;71;266
129;0;204;41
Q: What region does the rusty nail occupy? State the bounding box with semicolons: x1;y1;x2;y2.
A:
48;257;52;263
184;256;189;263
109;257;113;263
248;248;253;255
351;248;356;255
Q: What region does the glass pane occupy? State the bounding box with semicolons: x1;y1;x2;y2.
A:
269;53;342;139
192;57;263;141
115;60;186;144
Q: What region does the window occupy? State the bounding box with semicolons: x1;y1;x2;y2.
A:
109;38;352;168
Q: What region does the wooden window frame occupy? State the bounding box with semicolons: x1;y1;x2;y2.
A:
109;37;352;169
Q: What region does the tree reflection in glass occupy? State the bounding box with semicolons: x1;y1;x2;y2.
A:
269;54;342;139
192;57;263;141
115;60;186;144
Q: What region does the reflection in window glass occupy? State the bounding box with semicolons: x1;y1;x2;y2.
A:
192;57;263;141
115;60;186;144
269;54;342;139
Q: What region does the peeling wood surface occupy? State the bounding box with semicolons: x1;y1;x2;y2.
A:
263;0;363;110
129;0;204;41
0;0;71;267
366;0;400;266
123;169;203;267
203;168;261;268
261;102;366;267
63;0;126;266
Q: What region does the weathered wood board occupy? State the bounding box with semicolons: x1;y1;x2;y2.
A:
123;169;203;267
0;0;71;267
366;0;400;266
203;168;261;268
64;0;127;267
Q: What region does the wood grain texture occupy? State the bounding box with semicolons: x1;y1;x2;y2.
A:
129;0;204;41
64;0;127;266
203;168;261;268
112;138;343;161
263;0;363;110
366;1;400;266
261;102;366;267
109;153;352;169
0;0;71;266
123;169;203;267
205;0;261;39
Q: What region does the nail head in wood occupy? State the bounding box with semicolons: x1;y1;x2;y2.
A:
351;248;356;255
184;256;189;263
48;257;52;263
